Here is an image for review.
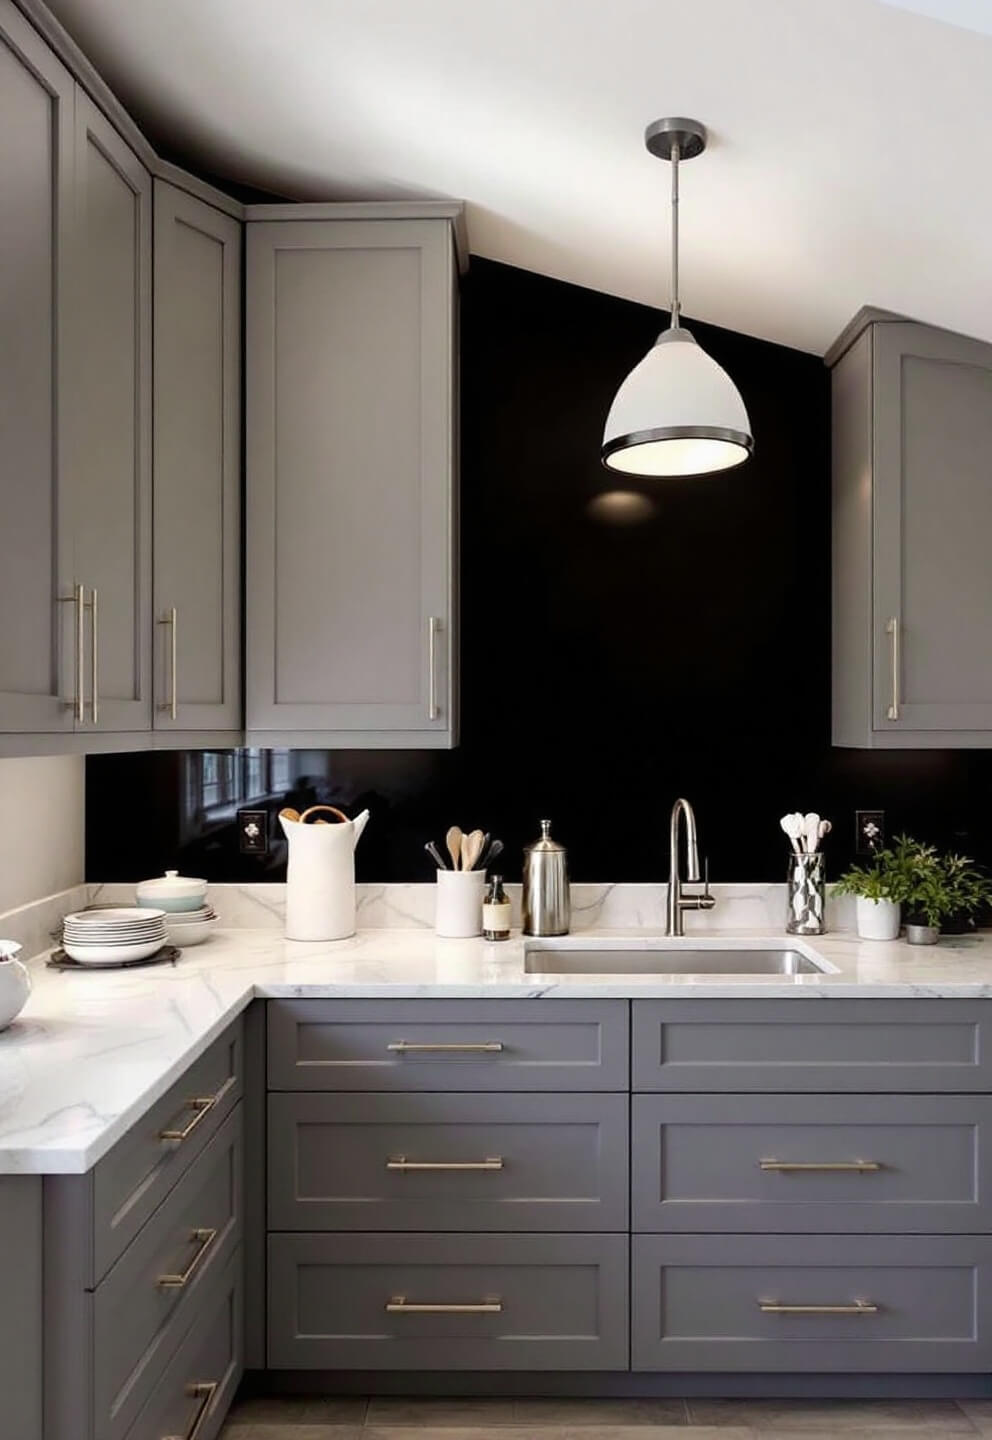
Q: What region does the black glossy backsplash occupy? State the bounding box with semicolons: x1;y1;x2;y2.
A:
86;259;992;884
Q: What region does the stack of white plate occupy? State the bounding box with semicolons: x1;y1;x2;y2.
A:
164;905;218;948
62;908;168;966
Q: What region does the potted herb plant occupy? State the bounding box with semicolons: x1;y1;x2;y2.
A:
902;846;992;944
832;842;914;940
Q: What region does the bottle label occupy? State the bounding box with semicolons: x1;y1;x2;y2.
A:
483;902;511;934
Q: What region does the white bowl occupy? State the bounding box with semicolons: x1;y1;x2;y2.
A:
62;937;166;965
165;916;218;947
164;906;216;925
0;943;30;1030
135;872;208;913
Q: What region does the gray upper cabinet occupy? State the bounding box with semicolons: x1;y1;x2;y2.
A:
68;91;152;733
832;312;992;747
153;181;241;734
246;216;458;747
0;0;75;734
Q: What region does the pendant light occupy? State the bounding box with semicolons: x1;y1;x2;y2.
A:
602;117;753;477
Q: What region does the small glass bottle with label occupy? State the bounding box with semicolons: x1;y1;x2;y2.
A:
482;875;511;941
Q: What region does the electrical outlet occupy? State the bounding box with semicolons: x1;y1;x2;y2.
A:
855;809;885;856
238;808;268;855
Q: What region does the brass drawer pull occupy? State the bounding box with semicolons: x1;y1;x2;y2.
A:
157;1228;217;1289
162;1380;219;1440
386;1156;504;1172
760;1300;878;1315
760;1159;881;1173
386;1295;502;1314
160;1095;218;1143
387;1041;503;1054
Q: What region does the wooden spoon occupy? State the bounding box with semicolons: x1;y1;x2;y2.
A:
279;807;301;823
461;828;485;872
446;825;464;870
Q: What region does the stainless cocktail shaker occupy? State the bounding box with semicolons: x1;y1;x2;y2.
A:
522;819;570;935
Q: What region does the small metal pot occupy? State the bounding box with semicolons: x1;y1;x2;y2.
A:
905;922;939;946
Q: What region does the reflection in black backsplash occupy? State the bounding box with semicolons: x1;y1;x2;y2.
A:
86;259;992;884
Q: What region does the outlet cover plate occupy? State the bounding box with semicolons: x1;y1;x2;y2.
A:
238;808;268;855
855;809;885;856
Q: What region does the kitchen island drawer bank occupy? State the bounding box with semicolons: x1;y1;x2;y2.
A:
268;1090;629;1232
267;998;629;1091
267;1232;629;1370
631;997;992;1091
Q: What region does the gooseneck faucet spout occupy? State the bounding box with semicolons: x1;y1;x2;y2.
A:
666;797;715;936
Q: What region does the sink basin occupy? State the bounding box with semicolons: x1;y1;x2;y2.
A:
523;946;830;976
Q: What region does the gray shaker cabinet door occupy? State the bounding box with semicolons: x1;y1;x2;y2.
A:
0;1;75;734
632;1093;992;1234
245;219;457;747
872;322;992;737
152;182;241;732
632;1233;992;1373
268;1232;629;1371
67;90;152;732
268;1091;629;1232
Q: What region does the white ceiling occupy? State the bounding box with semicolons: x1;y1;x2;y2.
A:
46;0;992;355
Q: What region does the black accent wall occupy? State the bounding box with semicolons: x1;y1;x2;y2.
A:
87;258;992;884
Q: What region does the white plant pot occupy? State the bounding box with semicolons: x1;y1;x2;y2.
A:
855;896;901;941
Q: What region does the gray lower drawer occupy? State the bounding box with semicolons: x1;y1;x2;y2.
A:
632;1093;992;1233
268;1232;629;1370
267;999;628;1091
94;1106;242;1440
631;999;992;1093
44;1020;243;1290
268;1091;628;1231
632;1234;992;1372
123;1245;242;1440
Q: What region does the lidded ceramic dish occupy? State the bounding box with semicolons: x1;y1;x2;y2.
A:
135;870;208;913
0;940;30;1030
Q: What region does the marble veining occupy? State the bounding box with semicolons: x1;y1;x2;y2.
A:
0;885;985;1175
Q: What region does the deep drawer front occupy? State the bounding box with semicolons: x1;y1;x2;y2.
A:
268;1091;629;1232
268;999;628;1091
632;1093;992;1233
93;1020;243;1281
632;999;992;1092
268;1232;629;1370
95;1106;242;1440
632;1233;992;1372
123;1245;242;1440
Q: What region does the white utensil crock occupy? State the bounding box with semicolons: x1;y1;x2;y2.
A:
435;869;486;938
856;896;901;941
280;809;370;941
0;941;30;1030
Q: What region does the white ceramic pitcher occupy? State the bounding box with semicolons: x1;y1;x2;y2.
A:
280;806;370;941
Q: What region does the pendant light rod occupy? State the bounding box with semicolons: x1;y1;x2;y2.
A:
670;139;680;328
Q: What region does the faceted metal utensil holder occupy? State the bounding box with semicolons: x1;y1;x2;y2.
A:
786;852;826;935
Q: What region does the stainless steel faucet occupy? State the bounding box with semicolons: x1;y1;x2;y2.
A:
666;797;715;936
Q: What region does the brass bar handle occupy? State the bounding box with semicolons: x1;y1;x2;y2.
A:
157;1227;217;1289
162;1380;219;1440
387;1041;503;1054
427;615;440;720
88;587;99;725
158;606;178;720
60;584;85;722
886;616;899;720
387;1156;504;1172
759;1300;878;1316
386;1295;502;1314
159;1095;218;1143
760;1159;881;1173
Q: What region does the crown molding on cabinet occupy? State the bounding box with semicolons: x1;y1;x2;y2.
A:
245;201;469;272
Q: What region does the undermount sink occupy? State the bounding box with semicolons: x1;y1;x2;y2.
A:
523;943;833;976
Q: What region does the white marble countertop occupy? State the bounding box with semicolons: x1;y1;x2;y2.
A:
2;921;992;1175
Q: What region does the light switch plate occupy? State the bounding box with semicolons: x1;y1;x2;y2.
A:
238;809;268;855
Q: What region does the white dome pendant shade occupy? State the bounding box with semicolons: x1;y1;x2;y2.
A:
601;118;753;477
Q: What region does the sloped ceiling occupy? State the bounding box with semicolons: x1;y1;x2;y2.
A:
44;0;992;354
